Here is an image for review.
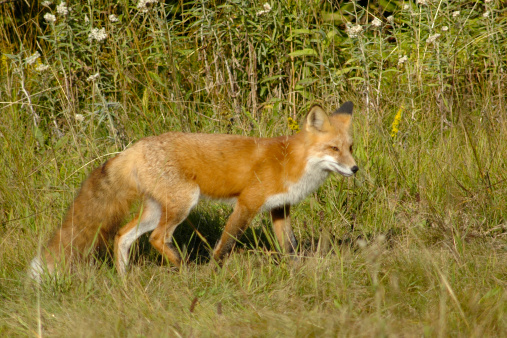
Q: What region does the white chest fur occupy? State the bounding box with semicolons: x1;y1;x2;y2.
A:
262;157;329;210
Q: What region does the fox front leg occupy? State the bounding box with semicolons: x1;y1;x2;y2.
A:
271;206;297;254
213;201;258;264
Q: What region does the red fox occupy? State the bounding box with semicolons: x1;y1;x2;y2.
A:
30;103;358;280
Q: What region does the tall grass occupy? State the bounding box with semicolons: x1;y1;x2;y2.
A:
1;0;506;336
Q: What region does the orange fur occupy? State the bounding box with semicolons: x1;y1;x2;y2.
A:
30;103;358;279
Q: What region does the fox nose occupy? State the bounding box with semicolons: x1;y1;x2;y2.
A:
351;166;359;174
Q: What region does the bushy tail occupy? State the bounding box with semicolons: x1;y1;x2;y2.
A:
30;155;138;280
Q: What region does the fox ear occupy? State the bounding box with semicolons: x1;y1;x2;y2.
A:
306;105;331;132
333;101;354;115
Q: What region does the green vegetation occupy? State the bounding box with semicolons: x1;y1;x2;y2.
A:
1;0;506;336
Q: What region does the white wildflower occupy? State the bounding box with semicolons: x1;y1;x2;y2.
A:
441;26;449;32
403;4;410;10
426;33;441;44
56;2;68;16
485;0;492;3
452;11;460;18
86;72;99;82
88;28;107;42
256;3;272;16
84;14;89;23
109;14;118;22
44;13;56;23
25;52;40;65
41;1;52;7
36;63;50;72
371;17;382;28
75;114;85;122
398;55;408;65
483;11;490;18
347;24;363;38
417;0;428;5
387;15;394;24
137;0;158;13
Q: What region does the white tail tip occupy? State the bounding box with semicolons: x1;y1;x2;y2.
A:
29;256;43;282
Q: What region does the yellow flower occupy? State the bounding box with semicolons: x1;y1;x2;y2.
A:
391;107;403;138
287;117;300;132
1;54;8;72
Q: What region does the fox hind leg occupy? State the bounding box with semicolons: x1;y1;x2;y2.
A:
114;198;162;275
149;188;200;268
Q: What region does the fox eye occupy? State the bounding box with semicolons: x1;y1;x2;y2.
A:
350;145;353;153
331;146;339;152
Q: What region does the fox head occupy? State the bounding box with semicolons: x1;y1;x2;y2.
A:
302;102;358;177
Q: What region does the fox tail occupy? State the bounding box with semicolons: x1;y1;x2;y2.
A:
29;155;138;281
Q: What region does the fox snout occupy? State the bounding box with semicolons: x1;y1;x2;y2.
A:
336;153;359;177
339;164;358;177
339;159;358;177
334;152;358;177
324;157;358;177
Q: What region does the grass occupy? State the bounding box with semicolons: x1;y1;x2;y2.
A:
2;239;506;336
1;0;507;336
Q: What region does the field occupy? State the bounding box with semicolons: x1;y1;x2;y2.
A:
1;0;506;336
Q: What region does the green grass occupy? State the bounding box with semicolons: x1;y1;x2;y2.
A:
1;0;506;336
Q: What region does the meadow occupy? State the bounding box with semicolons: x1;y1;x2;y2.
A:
1;0;506;336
